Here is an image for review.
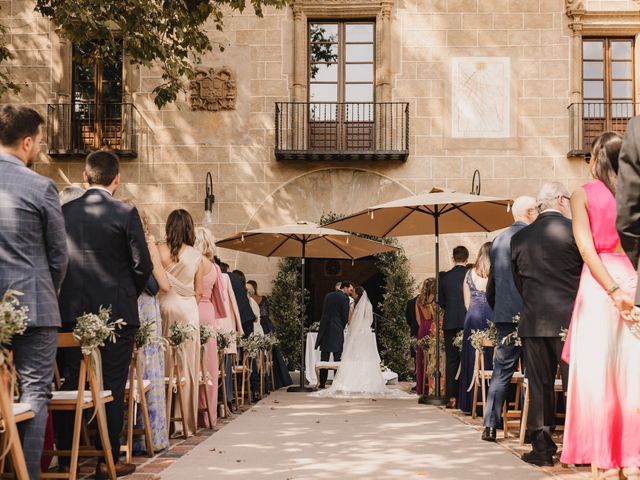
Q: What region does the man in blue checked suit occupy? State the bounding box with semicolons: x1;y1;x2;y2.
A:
0;105;69;479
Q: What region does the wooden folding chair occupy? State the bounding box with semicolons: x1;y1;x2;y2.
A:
266;349;275;393
197;345;215;429
164;345;187;439
42;333;116;480
471;339;494;419
502;370;525;438
121;347;154;463
231;352;251;408
519;373;564;445
0;353;31;480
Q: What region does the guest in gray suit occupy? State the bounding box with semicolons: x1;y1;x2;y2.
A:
0;105;69;479
481;195;537;442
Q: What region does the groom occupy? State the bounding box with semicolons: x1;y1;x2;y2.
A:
315;281;353;388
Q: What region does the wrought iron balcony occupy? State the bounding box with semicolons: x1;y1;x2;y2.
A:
275;102;409;161
568;102;638;157
47;103;140;158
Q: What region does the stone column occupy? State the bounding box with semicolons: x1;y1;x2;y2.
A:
568;13;584;154
292;5;307;102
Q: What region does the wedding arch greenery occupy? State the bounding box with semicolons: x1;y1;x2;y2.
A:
269;213;415;380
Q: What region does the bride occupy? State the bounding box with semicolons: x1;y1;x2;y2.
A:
312;289;411;399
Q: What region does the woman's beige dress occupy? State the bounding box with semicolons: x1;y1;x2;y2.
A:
159;245;201;437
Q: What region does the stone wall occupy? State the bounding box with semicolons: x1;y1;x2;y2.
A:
0;0;606;292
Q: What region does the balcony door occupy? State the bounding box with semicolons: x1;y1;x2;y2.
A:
308;21;375;151
582;38;634;151
72;43;124;151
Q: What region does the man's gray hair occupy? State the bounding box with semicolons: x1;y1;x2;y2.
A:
536;182;569;212
511;195;536;221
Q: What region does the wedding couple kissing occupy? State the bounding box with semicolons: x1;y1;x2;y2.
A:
311;281;410;399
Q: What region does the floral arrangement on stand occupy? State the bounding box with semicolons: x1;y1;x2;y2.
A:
258;333;279;351
501;314;522;347
307;321;320;333
215;330;236;351
73;306;126;355
0;290;28;348
167;323;197;349
199;325;216;345
469;320;497;352
453;330;464;351
238;332;263;359
135;320;168;350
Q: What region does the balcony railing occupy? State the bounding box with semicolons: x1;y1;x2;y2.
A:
47;103;139;158
275;102;409;161
568;102;638;157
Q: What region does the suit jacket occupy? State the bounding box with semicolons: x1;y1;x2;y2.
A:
228;271;256;337
511;211;583;337
405;296;419;337
58;189;152;327
0;153;69;327
616;115;640;304
315;290;349;353
438;265;467;330
486;221;527;323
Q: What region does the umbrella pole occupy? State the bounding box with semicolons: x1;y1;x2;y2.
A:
421;208;446;406
287;239;314;393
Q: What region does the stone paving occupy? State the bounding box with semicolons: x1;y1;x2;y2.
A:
61;386;593;480
153;388;593;480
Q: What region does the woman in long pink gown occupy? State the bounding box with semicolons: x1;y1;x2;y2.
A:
561;132;640;479
195;227;228;428
415;278;435;395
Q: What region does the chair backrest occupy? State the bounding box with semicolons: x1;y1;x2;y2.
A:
57;332;81;348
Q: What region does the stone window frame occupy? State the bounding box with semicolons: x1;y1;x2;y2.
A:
291;0;393;102
566;1;640;104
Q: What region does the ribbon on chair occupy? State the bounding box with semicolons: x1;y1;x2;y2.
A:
86;348;107;424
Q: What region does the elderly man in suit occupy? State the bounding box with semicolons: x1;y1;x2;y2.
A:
481;196;537;442
0;105;69;479
617;115;640;300
315;281;352;388
511;182;582;466
57;150;152;478
438;246;469;408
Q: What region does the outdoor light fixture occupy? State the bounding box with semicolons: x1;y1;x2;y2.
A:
203;171;215;228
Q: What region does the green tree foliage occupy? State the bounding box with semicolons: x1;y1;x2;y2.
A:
34;0;289;108
270;257;306;371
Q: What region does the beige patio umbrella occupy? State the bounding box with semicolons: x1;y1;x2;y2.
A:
325;188;513;403
216;221;398;392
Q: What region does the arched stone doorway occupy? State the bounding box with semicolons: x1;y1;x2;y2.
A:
227;168;415;306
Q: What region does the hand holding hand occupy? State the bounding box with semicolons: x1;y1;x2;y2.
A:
610;289;636;320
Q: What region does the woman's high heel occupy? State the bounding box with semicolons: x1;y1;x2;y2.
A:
592;465;621;480
622;467;640;480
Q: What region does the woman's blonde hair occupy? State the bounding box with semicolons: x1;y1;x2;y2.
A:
195;226;217;261
474;242;492;278
120;197;149;236
417;277;436;308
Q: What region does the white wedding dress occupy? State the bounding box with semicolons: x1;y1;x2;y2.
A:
311;291;412;399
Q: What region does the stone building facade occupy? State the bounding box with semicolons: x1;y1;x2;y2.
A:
2;0;639;291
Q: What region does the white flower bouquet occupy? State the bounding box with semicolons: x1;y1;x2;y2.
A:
73;306;126;355
199;325;216;345
469;322;497;352
239;332;262;359
168;323;197;348
0;290;28;346
135;321;168;350
453;330;464;352
215;330;236;351
559;327;568;343
258;333;279;351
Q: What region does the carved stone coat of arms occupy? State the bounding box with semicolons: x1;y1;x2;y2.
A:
189;67;236;111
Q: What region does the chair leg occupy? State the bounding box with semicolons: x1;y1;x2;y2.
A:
219;354;229;418
0;378;28;480
174;364;188;439
471;381;479;419
502;402;508;438
480;376;488;420
519;383;529;446
137;366;154;457
233;363;239;409
202;376;214;429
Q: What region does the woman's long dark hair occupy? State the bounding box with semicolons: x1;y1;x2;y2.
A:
166;209;195;262
591;132;623;194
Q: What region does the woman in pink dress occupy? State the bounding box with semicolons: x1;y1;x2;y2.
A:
194;227;227;428
562;132;640;479
415;278;435;395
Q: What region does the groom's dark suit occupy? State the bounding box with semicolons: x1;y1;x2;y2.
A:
511;211;582;458
56;188;152;465
315;290;350;387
